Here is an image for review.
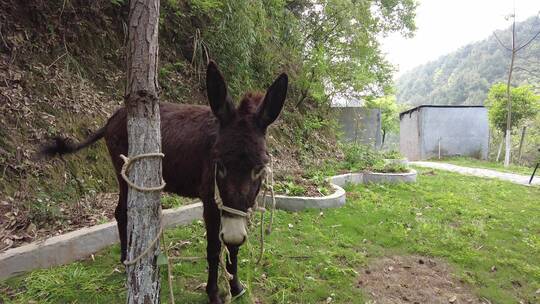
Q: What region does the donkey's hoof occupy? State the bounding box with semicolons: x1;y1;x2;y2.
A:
231;284;247;301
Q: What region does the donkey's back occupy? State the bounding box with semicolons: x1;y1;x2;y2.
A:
104;102;218;198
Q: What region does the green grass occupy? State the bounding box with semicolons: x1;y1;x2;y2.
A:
436;157;536;176
1;168;540;303
162;194;197;209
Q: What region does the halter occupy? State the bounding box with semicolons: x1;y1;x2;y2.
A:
213;163;267;217
213;157;276;303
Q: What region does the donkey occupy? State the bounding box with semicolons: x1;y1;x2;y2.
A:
41;61;288;303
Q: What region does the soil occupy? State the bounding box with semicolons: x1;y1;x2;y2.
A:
357;255;486;304
273;170;333;197
0;192;117;252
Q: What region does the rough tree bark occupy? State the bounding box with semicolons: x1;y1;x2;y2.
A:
124;1;163;303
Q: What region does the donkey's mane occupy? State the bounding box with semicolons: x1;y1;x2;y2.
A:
237;92;265;115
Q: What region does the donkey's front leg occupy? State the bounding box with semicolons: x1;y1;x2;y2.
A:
204;205;222;304
226;244;245;297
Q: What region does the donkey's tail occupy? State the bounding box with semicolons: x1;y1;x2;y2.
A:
40;125;106;157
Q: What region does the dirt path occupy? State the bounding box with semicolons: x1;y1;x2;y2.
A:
358;256;485;304
411;161;539;186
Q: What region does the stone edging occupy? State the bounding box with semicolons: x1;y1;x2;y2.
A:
269;183;347;212
0;169;417;280
0;203;203;280
363;169;417;184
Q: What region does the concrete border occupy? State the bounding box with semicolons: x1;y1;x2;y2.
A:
0;169;418;280
328;172;364;187
265;183;347;212
363;169;417;184
0;203;203;280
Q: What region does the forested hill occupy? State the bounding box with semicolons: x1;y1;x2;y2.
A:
396;16;540;106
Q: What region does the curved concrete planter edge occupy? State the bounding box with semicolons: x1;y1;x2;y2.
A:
0;169;417;280
268;183;346;212
363;169;417;184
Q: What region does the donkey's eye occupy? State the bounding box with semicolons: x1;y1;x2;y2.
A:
217;162;227;179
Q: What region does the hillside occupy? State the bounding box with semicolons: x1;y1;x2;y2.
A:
0;0;417;249
0;0;336;248
396;16;540;106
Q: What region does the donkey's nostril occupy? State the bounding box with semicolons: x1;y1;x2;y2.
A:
220;215;248;245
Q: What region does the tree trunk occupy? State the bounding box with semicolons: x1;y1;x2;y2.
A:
496;135;504;162
503;19;516;168
125;1;162;304
381;129;386;150
518;126;526;162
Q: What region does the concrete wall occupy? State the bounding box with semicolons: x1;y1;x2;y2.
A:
421;107;489;160
399;110;421;160
400;106;489;161
336;107;382;148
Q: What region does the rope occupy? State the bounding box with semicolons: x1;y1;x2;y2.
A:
120;153;166;192
119;152;173;301
161;231;175;304
219;238;234;304
123;224;164;266
265;157;276;235
214;167;235;304
255;157;276;264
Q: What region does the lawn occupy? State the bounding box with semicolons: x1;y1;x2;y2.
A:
436;157;537;176
1;168;539;303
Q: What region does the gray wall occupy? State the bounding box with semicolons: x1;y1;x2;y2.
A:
400;107;489;160
399;110;421;160
336;107;382;148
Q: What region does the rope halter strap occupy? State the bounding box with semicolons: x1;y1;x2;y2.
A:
213;163;268;217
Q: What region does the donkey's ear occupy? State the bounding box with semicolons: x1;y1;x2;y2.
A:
207;61;235;125
257;73;288;129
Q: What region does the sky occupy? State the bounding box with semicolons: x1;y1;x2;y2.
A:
381;0;540;77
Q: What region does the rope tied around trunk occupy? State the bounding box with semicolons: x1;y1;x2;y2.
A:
120;153;166;192
119;152;172;300
123;224;164;266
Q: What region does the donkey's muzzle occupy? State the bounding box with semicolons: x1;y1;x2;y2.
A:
220;215;248;246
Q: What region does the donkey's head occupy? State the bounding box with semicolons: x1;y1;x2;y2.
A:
206;61;287;246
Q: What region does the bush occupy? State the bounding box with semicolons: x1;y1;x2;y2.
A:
340;143;382;171
370;160;409;173
382;150;403;160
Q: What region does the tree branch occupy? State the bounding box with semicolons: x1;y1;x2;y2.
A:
515;27;540;52
493;31;512;52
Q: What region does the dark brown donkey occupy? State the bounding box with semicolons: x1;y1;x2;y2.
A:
41;61;288;303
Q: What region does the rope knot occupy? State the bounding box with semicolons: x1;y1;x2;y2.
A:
120;152;166;192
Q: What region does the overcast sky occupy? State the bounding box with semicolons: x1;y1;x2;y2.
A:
381;0;540;77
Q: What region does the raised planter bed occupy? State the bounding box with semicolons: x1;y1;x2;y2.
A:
362;169;417;184
265;183;346;212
